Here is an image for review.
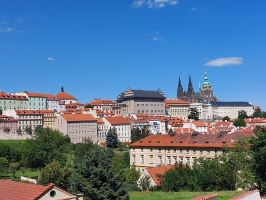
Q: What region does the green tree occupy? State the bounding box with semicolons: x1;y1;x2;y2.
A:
222;116;230;121
160;163;194;192
0;157;8;176
84;104;93;109
9;162;19;178
131;126;150;144
122;165;140;183
238;110;248;120
252;109;263;118
16;126;22;135
73;138;95;163
39;160;72;189
106;127;118;148
233;119;246;127
251;126;266;194
139;174;151;191
24;125;33;135
188;107;199;121
68;146;129;200
3;127;10;134
21;128;71;170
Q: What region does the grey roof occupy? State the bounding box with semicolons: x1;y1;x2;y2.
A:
210;101;253;107
117;89;165;102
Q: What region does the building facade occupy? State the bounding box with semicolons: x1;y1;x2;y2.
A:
0;92;28;111
165;99;190;118
211;101;254;119
116;88;166;115
54;113;98;144
129;132;252;170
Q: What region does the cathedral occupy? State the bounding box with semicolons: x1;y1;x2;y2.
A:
177;72;216;103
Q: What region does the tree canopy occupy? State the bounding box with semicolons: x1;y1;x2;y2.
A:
106;127;119;148
131;126;150;144
21;128;71;169
69;146;129;200
188;107;199;121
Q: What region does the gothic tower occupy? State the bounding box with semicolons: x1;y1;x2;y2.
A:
177;76;184;99
186;75;195;103
200;72;214;103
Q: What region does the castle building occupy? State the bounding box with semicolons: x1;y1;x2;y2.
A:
177;72;216;103
200;72;215;103
116;88;166;115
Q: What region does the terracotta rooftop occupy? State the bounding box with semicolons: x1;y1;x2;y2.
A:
15;110;43;115
130;132;255;148
90;99;116;106
191;193;217;200
0;179;54;200
104;116;130;125
0;92;27;100
165;99;191;108
61;114;97;122
55;91;76;100
146;165;175;185
193;121;207;127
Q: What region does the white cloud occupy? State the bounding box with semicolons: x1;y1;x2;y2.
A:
152;37;163;41
189;7;197;11
133;0;178;8
0;27;13;33
47;57;55;61
204;57;244;67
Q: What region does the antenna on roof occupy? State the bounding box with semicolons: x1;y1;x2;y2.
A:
61;86;64;92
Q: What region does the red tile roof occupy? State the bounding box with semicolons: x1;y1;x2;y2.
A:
193;121;207;127
105;116;130;125
61;114;96;122
0;179;54;200
191;193;217;200
0;92;27;100
15;110;43;115
89;99;116;106
55;91;76;100
165;99;191;108
229;190;260;200
130;132;255;149
146;165;175;185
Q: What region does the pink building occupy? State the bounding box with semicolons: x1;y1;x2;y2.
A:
0;115;17;134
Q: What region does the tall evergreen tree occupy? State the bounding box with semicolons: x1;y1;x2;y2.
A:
106;127;119;148
68;146;129;200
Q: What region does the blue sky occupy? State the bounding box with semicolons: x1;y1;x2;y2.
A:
1;0;265;110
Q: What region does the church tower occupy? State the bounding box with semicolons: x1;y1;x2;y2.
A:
177;76;184;100
200;72;214;103
187;75;195;103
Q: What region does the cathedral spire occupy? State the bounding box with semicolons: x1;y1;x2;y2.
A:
188;75;192;86
177;76;183;99
178;76;182;86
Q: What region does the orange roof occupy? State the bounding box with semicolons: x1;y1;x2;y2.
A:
0;92;27;100
15;110;43;115
193;121;207;127
0;179;54;200
105;116;130;125
130;132;255;148
165;99;191;108
174;128;194;134
38;110;54;114
61;114;96;122
191;193;217;200
97;118;105;124
90;99;116;106
229;190;259;200
55;91;76;100
146;165;174;185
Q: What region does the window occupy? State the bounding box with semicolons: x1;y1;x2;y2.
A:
174;157;177;164
141;155;144;164
158;156;162;164
168;157;171;165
